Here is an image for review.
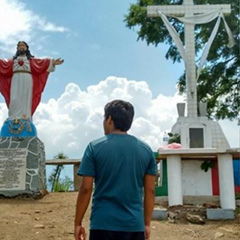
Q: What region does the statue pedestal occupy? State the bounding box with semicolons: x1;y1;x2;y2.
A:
0;137;47;199
1;119;37;137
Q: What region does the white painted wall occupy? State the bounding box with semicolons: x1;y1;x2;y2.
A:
182;160;212;195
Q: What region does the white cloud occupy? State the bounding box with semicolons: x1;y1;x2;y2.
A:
0;77;239;159
130;117;162;149
0;0;68;55
37;19;69;33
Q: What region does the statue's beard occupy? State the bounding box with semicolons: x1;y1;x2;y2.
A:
16;50;27;56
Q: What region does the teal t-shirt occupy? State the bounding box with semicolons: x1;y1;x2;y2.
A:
78;134;156;232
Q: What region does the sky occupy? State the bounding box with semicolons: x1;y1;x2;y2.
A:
0;0;239;166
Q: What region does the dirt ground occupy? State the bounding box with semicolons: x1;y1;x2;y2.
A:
0;192;239;240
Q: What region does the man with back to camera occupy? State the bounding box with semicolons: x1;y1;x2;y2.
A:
74;99;156;240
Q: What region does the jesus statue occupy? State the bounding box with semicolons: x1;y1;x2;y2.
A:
0;41;64;137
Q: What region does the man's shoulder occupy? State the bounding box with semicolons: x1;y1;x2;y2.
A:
132;135;151;148
123;135;153;154
90;135;108;146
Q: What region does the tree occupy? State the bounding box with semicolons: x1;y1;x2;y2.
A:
48;152;68;192
125;0;239;122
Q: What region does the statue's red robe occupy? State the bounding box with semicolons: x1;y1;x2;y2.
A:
0;58;50;116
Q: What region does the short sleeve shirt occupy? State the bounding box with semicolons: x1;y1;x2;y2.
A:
78;134;156;232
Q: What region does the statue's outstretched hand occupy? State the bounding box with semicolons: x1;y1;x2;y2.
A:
53;58;64;66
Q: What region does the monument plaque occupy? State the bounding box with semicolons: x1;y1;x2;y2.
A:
0;149;27;190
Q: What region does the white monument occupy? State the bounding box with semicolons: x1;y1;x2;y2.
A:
148;0;237;211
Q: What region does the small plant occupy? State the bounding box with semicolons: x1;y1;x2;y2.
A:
53;176;73;192
201;160;214;172
235;193;240;200
168;133;181;144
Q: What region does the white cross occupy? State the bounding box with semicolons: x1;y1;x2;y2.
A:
147;0;231;118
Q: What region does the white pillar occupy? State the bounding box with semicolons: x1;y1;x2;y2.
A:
218;154;236;209
184;0;197;118
167;155;183;206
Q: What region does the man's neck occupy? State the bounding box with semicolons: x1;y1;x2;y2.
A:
109;130;127;135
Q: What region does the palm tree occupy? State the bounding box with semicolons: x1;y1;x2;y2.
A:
48;152;68;192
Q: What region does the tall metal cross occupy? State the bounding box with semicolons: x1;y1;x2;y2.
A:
147;0;231;118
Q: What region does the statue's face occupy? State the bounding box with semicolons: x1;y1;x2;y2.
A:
17;42;28;52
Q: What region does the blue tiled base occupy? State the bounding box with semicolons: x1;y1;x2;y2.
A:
0;119;37;137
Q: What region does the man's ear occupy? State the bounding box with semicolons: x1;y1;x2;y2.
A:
106;115;112;124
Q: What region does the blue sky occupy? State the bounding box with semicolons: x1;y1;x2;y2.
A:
0;0;239;162
0;0;183;102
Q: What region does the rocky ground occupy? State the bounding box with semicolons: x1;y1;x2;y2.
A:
0;192;239;240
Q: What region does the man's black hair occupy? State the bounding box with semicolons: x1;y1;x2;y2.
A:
13;41;34;60
104;100;134;132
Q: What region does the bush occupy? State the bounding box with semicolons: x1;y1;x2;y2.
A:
52;176;74;192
